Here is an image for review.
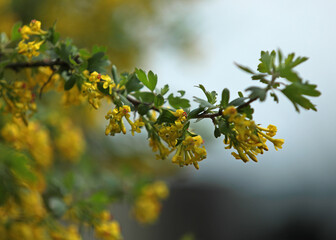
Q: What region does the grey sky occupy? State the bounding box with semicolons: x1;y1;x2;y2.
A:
146;0;336;195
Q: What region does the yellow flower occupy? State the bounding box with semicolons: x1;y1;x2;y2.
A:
17;40;44;59
171;135;207;169
95;221;122;240
101;74;116;95
148;137;171;160
19;25;33;40
105;106;133;136
29;19;47;34
133;196;161;224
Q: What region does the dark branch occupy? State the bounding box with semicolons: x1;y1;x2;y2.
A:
5;59;69;71
237;97;258;110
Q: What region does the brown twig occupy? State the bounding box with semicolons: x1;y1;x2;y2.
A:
39;69;56;99
5;59;69;71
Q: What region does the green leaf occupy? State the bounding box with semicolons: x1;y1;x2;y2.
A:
92;45;107;54
178;90;186;97
55;41;78;65
196;84;217;104
218;118;230;134
125;73;143;92
11;22;22;41
168;93;190;109
134;91;155;103
156;109;178;124
148;71;158;91
281;82;320;112
87;51;110;73
235;62;255;74
238;105;254;119
229;97;248;107
154;94;164;107
220;88;230;108
214;127;221;138
160;84;169;95
111;65;119;83
187;107;205;119
138;104;150;115
88;192;109;211
270;92;279;103
135;68;152;91
9;152;36;182
246;86;267;101
257;50;276;73
119;95;133;107
193;97;214;108
48;22;60;45
64;74;79;90
251;74;268;80
279;67;301;82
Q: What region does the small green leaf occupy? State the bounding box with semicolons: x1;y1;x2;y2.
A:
220;88;230;108
270;92;279;103
156;109;178;124
251;74;268;80
111;65;119;83
193;97;214;108
178;90;186;97
238;91;244;98
160;84;169;95
168;94;190;109
138;104;150;115
119;95;133;107
281;82;320;112
214;127;221;138
134;92;155;103
246;86;267;101
257;50;276;73
148;71;158;91
154;94;164;107
87;51;110;73
187;107;205;119
64;74;79;90
235;62;255;74
125;73;143;92
238;105;254;119
196;84;217;104
229;97;248;107
11;22;22;41
218;118;230;134
135;68;151;90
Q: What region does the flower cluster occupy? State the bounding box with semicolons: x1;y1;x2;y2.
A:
222;106;284;162
149;109;207;169
17;20;46;59
94;211;123;240
172;135;207;170
105;105;144;136
1;119;53;168
0;81;36;120
132;181;169;224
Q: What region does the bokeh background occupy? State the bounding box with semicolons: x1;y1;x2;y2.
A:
1;0;336;239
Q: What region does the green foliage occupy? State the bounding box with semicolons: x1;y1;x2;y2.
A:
168;93;191;109
235;49;320;111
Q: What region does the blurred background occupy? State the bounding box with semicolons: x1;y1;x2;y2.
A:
1;0;336;239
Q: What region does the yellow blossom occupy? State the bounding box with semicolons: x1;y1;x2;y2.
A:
95;220;122;240
17;40;44;59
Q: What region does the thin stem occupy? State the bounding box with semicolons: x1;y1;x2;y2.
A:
5;59;69;71
39;69;56;99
